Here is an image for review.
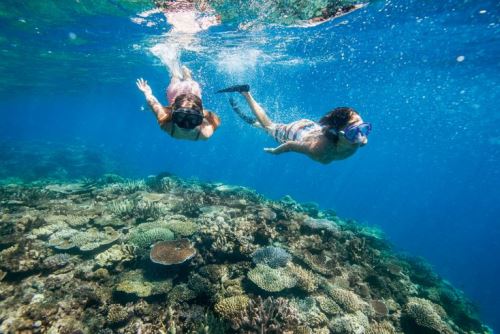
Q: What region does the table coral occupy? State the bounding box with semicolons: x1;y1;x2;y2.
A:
149;238;196;265
247;264;297;292
251;246;291;268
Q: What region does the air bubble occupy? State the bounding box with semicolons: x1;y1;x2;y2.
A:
456;55;465;62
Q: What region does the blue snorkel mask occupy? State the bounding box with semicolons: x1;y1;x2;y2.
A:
330;122;372;144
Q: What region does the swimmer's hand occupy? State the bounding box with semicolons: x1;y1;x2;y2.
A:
264;142;307;155
136;78;152;95
264;147;279;154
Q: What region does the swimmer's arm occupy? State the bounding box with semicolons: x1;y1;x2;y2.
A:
198;112;221;140
264;141;310;155
136;78;169;122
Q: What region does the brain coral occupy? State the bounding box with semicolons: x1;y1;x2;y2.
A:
247;264;297;292
150;238;196;265
252;246;291;268
214;295;250;319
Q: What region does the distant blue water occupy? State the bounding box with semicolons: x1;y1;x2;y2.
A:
1;0;499;331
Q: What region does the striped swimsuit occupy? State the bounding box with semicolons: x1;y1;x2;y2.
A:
270;119;324;144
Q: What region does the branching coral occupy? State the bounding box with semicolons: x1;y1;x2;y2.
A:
230;296;300;333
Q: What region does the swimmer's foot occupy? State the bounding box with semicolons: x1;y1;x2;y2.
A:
181;65;193;80
216;84;250;93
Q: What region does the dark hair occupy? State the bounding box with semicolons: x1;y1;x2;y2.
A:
319;107;359;144
173;93;203;113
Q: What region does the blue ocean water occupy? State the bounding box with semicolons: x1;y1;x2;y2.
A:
1;0;499;331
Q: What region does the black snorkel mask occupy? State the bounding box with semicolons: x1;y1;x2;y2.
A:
172;107;204;129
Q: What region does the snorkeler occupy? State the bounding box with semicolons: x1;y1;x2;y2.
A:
303;3;367;27
136;66;220;141
218;85;370;164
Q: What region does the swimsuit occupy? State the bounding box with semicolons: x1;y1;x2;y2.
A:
170;123;201;140
270;119;324;144
166;79;202;105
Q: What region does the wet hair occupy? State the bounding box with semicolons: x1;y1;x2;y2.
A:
171;93;220;129
173;93;203;113
319;107;359;144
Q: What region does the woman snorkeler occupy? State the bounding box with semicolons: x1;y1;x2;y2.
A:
218;85;371;164
136;65;220;141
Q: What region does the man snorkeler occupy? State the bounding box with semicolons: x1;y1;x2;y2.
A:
218;85;370;164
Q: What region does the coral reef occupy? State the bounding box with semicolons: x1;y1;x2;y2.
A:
0;174;492;333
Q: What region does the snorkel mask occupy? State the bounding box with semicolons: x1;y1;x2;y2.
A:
172;107;204;129
330;122;372;144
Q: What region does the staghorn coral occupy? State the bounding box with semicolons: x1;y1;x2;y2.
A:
214;295;250;319
230;296;301;333
252;246;291;268
247;264;297;292
150;238;196;265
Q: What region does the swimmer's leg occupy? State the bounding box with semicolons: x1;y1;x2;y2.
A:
241;91;273;129
229;97;259;127
181;65;193;81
